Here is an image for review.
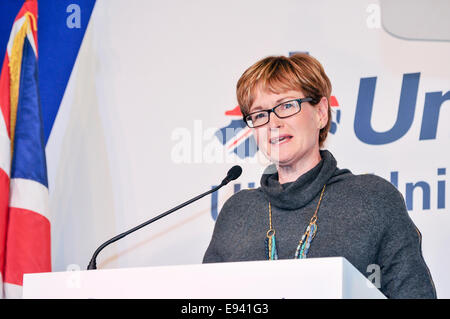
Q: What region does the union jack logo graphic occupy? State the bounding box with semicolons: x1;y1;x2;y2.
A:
215;106;258;159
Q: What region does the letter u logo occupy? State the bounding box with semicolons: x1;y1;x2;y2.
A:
354;73;420;145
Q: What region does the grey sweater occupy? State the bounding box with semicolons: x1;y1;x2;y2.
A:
203;150;437;299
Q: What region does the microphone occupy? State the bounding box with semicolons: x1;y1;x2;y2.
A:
220;165;242;186
87;165;242;270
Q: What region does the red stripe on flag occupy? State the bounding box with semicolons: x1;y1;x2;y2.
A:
0;168;9;278
227;128;252;150
15;0;38;52
4;208;51;286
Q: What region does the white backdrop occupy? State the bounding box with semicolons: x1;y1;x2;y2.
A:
46;0;450;297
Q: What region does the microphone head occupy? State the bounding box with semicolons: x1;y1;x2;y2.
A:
222;165;242;185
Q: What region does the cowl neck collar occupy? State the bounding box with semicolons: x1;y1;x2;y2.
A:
260;150;337;210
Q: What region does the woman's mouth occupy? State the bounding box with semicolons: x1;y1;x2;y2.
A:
270;135;293;145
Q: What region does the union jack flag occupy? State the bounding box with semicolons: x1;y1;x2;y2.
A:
0;0;51;298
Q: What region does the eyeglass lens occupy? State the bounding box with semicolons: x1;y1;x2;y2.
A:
246;100;301;127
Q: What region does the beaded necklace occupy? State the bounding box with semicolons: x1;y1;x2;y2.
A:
265;184;326;260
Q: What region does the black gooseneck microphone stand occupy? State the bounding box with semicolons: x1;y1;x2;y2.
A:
87;165;242;270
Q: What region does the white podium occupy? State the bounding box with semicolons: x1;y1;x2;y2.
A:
23;257;386;299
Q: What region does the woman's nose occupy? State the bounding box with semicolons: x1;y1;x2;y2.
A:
268;112;283;128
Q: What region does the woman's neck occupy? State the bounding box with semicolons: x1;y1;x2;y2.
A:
277;151;322;184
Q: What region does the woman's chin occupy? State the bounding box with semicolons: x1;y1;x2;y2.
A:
268;155;296;167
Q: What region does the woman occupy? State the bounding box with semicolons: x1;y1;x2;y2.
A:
203;53;436;299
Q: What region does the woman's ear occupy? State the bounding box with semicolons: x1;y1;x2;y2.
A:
317;96;329;129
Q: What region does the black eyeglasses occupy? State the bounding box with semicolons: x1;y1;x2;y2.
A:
243;97;313;128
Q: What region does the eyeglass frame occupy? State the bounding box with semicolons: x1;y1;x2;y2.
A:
243;97;314;128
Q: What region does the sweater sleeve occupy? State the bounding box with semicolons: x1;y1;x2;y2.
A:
375;183;437;299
